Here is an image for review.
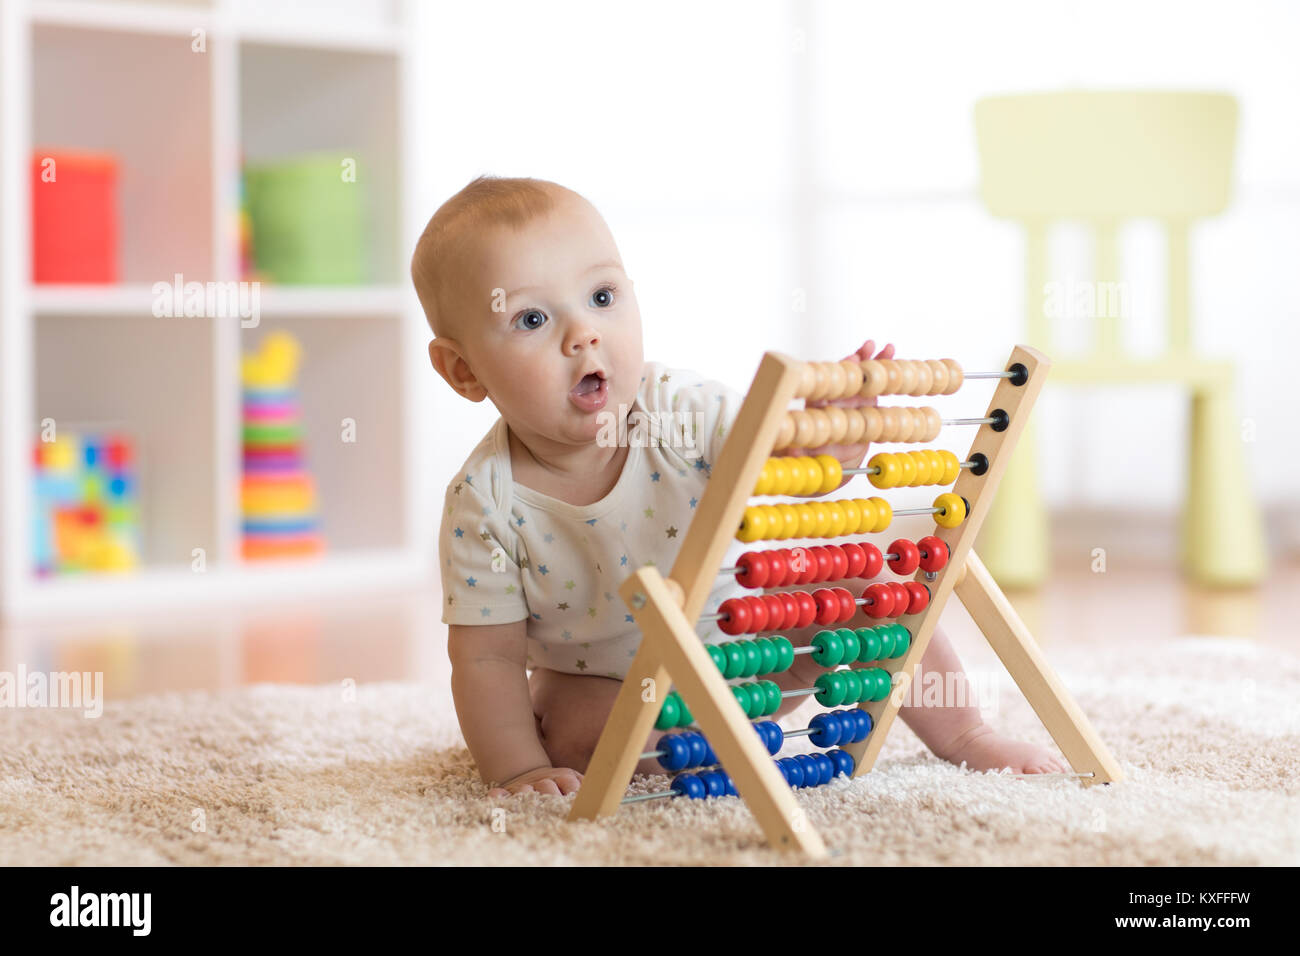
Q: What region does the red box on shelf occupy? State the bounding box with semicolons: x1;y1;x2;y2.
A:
31;149;119;284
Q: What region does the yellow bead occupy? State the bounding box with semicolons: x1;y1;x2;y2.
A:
870;496;893;532
768;458;792;495
739;506;768;542
939;449;961;485
797;502;819;538
854;498;877;533
911;450;932;485
839;498;863;535
869;452;898;489
814;454;842;494
934;493;967;529
811;501;834;538
776;504;801;539
754;460;775;496
925;450;946;484
825;501;848;538
797;456;821;495
896;452;917;487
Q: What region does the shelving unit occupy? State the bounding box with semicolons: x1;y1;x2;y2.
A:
1;0;433;619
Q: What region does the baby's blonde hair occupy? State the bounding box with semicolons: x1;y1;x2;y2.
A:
410;175;579;337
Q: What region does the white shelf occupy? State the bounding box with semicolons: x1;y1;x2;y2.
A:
1;0;430;621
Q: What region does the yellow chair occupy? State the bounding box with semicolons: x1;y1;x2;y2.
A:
972;91;1265;587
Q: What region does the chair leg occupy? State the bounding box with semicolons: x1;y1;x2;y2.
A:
1183;383;1266;586
976;421;1049;588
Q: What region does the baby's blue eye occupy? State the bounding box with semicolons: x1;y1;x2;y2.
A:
591;286;615;308
514;309;547;331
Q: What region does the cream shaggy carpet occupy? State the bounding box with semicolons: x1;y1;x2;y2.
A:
2;637;1297;866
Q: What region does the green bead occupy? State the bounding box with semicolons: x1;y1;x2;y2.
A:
743;683;763;718
855;627;882;663
740;641;762;678
755;638;778;675
732;685;751;715
761;680;782;715
723;642;745;679
869;667;892;702
707;644;727;674
814;671;848;707
891;624;911;658
877;625;896;659
836;627;860;664
677;695;694;726
772;636;795;672
839;668;863;704
656;692;680;730
811;629;843;667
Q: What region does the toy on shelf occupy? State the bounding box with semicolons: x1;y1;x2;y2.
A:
240;331;325;561
30;149;119;284
569;347;1122;858
33;431;139;575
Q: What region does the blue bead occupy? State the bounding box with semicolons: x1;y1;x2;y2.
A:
659;734;690;771
810;752;834;786
852;709;873;743
794;754;819;788
765;721;785;754
829;749;855;777
672;773;707;800
722;771;738;796
687;733;708;769
809;713;840;748
700;770;727;798
701;740;718;767
778;757;803;788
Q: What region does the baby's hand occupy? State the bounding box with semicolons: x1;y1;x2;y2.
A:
786;339;895;462
487;765;583;798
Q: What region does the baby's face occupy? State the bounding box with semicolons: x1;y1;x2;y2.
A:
452;196;644;450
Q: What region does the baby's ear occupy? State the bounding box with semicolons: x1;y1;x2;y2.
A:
428;338;488;402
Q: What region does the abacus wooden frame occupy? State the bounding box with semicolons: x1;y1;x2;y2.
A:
568;346;1122;857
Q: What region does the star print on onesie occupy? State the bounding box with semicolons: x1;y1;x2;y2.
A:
438;360;751;679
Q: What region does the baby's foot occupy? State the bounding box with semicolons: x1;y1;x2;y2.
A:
940;724;1069;775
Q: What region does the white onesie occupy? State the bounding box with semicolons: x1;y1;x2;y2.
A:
438;360;753;679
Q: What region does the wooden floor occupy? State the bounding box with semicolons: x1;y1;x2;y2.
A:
3;529;1297;705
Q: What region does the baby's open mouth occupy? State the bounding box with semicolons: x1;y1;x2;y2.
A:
569;370;609;412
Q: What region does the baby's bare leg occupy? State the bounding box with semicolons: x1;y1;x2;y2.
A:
529;667;668;778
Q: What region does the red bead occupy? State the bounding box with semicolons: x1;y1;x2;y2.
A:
778;592;800;630
762;594;786;630
917;536;949;573
860;543;884;579
842;542;867;579
813;588;839;626
719;598;749;635
833;587;856;622
807;546;828;583
904;581;930;615
828;546;849;582
797;548;820;585
746;594;770;632
736;552;769;589
888;538;920;575
862;583;895;619
793;589;817;629
886;582;909;616
767;550;789;587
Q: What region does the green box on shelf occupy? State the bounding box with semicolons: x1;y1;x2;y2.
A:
243;151;366;285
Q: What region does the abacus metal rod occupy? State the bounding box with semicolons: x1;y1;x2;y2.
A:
963;370;1020;379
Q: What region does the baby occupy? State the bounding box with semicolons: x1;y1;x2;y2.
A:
412;176;1068;797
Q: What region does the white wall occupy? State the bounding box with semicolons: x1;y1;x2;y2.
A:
408;0;1300;553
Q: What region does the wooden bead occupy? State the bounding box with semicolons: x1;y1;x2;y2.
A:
824;362;848;400
824;405;850;444
884;361;904;395
896;361;916;396
893;407;914;442
910;361;933;397
859;407;883;443
878;406;903;442
793;411;818;448
810;363;832;401
838;361;864;398
776;414;796;450
941;358;963;394
926;359;948;395
807;408;833;448
921;406;942;442
797;363;817;399
859;360;887;398
840;406;866;444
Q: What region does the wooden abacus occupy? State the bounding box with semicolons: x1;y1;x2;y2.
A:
568;347;1122;858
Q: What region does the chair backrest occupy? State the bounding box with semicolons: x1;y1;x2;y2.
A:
974;91;1238;355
